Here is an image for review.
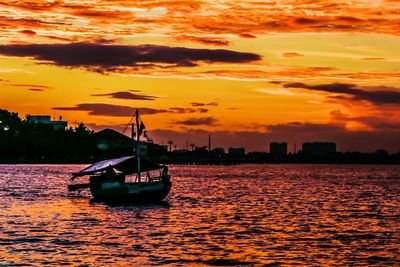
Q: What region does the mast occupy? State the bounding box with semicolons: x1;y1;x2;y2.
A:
135;109;141;182
131;123;135;141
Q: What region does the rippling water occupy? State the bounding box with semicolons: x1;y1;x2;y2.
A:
0;164;399;266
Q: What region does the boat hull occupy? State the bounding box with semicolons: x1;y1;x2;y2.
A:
89;180;172;203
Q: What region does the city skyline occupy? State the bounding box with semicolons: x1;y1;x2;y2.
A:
4;108;398;154
0;1;400;152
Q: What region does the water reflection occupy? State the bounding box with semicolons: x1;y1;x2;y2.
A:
89;198;171;208
0;164;399;265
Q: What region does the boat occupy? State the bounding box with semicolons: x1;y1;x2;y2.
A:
68;110;172;202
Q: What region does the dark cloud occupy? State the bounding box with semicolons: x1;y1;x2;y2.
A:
207;102;218;106
92;91;158;101
190;102;218;107
290;16;367;31
175;117;218;126
169;107;208;114
239;33;256;38
355;117;400;130
293;17;322;25
0;43;261;72
43;35;71;42
330;110;400;131
284;82;400;105
191;102;205;107
93;38;117;44
53;103;167;117
19;30;36;36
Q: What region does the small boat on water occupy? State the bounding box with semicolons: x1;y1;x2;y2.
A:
68;110;172;202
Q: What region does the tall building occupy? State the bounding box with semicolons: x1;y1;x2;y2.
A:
302;142;336;156
26;115;68;130
270;142;288;156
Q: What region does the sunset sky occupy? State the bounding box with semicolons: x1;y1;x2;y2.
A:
0;0;400;152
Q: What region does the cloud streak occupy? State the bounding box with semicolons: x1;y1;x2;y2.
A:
92;90;158;101
53;103;211;116
0;43;261;72
169;107;208;114
175;117;218;126
190;102;218;107
284;82;400;105
53;103;167;117
174;35;230;46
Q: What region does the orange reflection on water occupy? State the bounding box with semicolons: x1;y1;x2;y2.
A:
0;164;399;265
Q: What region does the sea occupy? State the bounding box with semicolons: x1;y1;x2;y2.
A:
0;164;399;266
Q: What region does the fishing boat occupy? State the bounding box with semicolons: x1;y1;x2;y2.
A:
68;110;172;202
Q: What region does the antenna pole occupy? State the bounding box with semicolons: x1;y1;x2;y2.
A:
135;109;141;183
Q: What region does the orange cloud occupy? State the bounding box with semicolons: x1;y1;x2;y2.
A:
0;0;399;44
174;35;230;46
281;52;304;58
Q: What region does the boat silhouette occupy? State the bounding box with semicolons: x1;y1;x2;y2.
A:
68;110;172;202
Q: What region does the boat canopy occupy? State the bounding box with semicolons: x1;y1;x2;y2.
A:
72;156;164;180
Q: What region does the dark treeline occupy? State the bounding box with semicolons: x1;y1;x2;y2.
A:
0;109;100;163
1;108;399;164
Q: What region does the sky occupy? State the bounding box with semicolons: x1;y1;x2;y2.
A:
0;0;400;152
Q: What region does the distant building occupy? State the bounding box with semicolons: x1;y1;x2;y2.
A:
302;142;336;156
26;115;67;130
94;128;133;152
194;146;207;153
211;147;225;156
270;142;287;156
228;147;245;158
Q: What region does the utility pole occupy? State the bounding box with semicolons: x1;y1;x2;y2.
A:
135;110;140;183
168;140;173;152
